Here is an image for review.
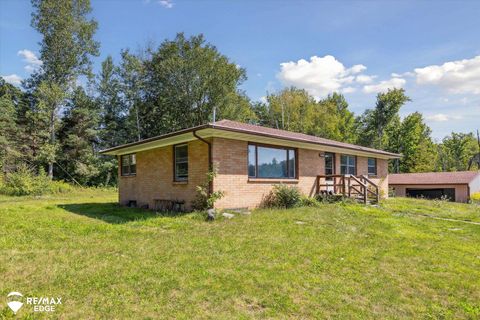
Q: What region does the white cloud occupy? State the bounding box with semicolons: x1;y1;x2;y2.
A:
355;74;375;84
350;64;367;74
363;77;406;94
426;114;449;122
2;74;22;85
342;86;356;93
158;0;173;8
17;49;42;74
18;49;42;66
426;113;463;122
414;55;480;94
278;55;367;97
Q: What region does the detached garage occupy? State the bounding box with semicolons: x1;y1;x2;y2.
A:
389;171;480;203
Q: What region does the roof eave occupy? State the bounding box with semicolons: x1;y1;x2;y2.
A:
99;124;212;155
100;123;401;159
210;124;401;159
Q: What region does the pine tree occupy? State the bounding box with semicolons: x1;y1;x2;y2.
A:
0;79;24;171
57;87;100;185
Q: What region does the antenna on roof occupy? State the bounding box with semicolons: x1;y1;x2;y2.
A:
213;106;216;124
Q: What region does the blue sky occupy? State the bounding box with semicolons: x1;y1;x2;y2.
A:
1;0;479;139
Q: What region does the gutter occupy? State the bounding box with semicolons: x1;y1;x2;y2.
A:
193;130;213;194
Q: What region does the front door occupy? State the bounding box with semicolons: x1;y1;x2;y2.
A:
324;152;335;192
325;152;335;176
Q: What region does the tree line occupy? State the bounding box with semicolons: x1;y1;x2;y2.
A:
0;0;478;186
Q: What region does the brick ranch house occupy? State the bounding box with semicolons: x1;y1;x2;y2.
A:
389;171;480;202
101;120;401;210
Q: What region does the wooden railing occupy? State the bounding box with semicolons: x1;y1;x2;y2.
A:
316;174;380;204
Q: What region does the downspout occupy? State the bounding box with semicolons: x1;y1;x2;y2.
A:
193;130;213;194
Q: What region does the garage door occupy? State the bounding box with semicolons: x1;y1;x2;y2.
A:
406;188;455;201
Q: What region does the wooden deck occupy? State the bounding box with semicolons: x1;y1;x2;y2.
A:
316;174;380;204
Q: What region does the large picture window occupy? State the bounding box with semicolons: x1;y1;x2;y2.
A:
248;144;296;179
368;158;377;176
340;155;356;175
174;144;188;181
121;154;136;176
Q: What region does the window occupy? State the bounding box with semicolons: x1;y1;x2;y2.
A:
325;152;335;175
121;154;136;176
248;144;296;179
174;144;188;181
340;155;356;175
368;158;377;176
248;145;256;177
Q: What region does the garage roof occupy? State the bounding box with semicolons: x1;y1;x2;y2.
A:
389;171;480;185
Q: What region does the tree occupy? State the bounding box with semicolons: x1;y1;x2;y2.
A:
31;0;99;177
97;55;128;149
314;93;356;142
57;87;100;185
325;93;356;143
118;49;145;141
467;130;480;170
263;87;317;132
357;88;411;149
438;132;479;171
394;112;436;173
96;55;128;185
218;91;257;123
140;33;247;137
0;79;25;171
257;88;356;142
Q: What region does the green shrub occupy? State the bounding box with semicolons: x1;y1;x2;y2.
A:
0;165;73;196
299;196;321;207
471;192;480;204
262;184;301;208
192;167;225;210
46;180;74;194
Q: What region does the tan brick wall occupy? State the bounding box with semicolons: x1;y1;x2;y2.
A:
212;138;389;209
117;137;390;210
390;184;469;202
118;140;209;209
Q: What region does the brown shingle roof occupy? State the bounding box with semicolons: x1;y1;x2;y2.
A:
212;120;400;157
101;119;401;157
389;171;480;185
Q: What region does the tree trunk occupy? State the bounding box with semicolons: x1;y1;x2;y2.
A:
105;171;111;186
135;103;141;141
48;109;55;179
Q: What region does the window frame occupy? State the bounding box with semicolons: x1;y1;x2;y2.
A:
367;157;377;176
247;143;297;179
120;153;136;177
173;144;189;182
340;154;356;175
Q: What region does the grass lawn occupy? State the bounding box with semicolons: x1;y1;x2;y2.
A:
1;189;479;319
